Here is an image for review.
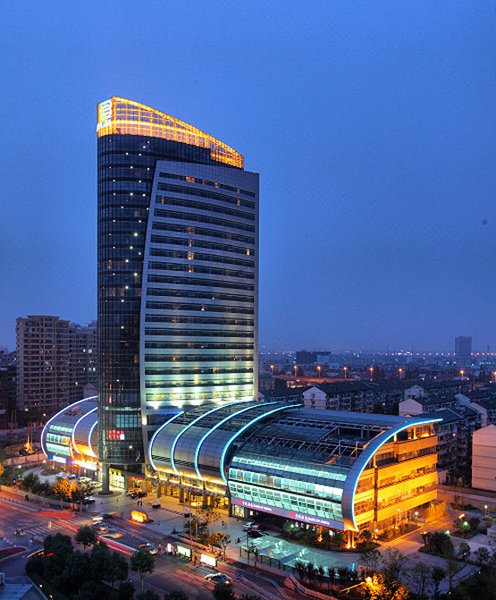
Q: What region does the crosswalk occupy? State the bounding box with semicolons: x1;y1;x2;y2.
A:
2;514;91;547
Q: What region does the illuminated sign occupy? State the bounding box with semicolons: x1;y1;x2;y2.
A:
53;456;67;464
75;460;97;471
97;99;112;132
232;497;342;530
108;430;125;440
200;553;217;567
130;510;150;523
176;545;191;558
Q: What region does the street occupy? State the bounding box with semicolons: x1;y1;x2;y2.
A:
0;490;295;599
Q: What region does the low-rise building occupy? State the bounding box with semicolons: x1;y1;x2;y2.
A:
303;381;375;412
472;425;496;492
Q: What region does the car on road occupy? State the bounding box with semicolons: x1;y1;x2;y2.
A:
242;521;258;531
56;472;68;479
93;522;109;533
138;542;159;555
101;512;120;520
101;528;124;539
82;496;96;505
204;573;232;585
148;500;161;509
247;530;269;539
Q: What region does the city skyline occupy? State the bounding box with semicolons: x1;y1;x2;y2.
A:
1;1;495;352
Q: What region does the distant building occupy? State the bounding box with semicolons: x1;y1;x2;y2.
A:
455;336;472;361
16;315;97;423
472;425;496;492
303;381;375;413
0;364;16;428
295;350;318;365
68;321;97;403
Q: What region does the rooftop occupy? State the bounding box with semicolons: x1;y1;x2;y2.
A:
96;97;244;168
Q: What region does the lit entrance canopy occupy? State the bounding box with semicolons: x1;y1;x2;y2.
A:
41;396;98;466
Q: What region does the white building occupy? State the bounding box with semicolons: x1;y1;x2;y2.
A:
472;425;496;492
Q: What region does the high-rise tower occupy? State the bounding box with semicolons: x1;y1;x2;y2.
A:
97;98;258;491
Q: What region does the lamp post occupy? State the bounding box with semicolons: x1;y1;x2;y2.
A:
293;365;298;378
317;365;321;379
369;366;374;382
270;364;274;375
492;371;496;383
460;369;465;379
398;368;403;379
485;504;488;518
343;366;348;380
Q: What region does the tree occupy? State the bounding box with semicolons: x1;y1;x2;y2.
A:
106;551;129;591
444;558;461;592
409;561;430;598
327;566;336;591
295;560;306;582
305;561;316;584
130;548;155;592
246;542;258;566
212;583;235;600
474;546;490;567
360;548;381;572
423;531;454;557
381;548;407;583
458;541;471;561
361;573;409;600
164;592;189;600
218;532;231;560
75;525;98;550
317;565;325;588
431;566;445;599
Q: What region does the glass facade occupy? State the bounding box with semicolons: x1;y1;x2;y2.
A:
97;98;258;474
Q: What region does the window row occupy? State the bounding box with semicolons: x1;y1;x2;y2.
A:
152;222;254;245
149;248;254;269
158;172;256;199
147;275;255;292
156;195;254;222
145;379;253;388
144;315;254;326
148;262;254;281
145;342;254;350
145;367;253;376
145;301;254;315
144;328;254;338
144;354;253;362
150;235;255;257
154;209;255;233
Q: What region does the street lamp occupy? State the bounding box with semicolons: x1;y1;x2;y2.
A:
369;366;374;381
293;365;298;377
317;365;321;378
343;366;348;379
485;504;488;517
398;368;403;379
492;371;496;383
270;364;274;375
460;369;465;379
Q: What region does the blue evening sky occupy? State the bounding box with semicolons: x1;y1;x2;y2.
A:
1;1;495;352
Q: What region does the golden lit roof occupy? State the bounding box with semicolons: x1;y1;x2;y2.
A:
97;97;244;169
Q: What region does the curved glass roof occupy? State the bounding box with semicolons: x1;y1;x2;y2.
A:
41;396;98;464
97;97;244;169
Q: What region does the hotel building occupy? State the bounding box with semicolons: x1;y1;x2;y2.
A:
96;98;258;490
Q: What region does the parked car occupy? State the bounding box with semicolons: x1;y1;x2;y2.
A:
242;521;257;531
56;472;68;479
204;573;231;585
138;543;159;555
247;530;268;539
149;500;161;509
82;496;96;505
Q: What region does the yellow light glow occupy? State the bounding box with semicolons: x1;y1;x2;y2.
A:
97;97;244;168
